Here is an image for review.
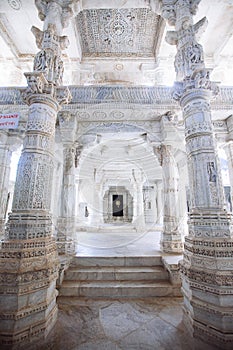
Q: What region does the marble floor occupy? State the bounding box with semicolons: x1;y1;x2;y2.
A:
74;228;183;269
75;227;165;257
24;296;219;350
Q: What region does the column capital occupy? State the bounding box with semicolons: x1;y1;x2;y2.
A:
172;70;219;102
161;0;217;93
153;143;174;166
160;0;201;29
58;111;77;142
35;0;73;35
31;24;69;85
22;72;71;109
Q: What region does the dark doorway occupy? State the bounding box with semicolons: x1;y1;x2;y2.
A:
113;194;123;217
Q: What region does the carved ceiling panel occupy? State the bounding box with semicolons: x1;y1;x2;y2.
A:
76;8;163;58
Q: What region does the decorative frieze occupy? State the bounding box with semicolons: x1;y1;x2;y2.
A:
1;85;233;114
180;264;233;287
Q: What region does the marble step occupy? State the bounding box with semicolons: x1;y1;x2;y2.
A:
59;280;181;298
70;256;163;268
65;266;169;281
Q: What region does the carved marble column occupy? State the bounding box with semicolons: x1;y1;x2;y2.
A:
224;115;233;208
0;1;72;347
57;145;76;254
132;169;145;228
0;133;12;238
57;112;78;255
161;0;233;348
0;133;23;239
92;182;104;224
156;180;163;225
137;183;145;228
224;141;233;207
143;186;157;224
154;145;183;253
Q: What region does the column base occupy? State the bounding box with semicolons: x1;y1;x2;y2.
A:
180;227;233;349
160;229;184;253
182;278;233;350
0;242;59;348
161;239;184;253
56;239;75;255
57;217;76;255
162;255;183;288
161;217;184;253
0;293;58;350
0;214;59;348
132;216;145;230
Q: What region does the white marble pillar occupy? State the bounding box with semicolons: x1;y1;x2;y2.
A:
156;180;163;225
177;161;189;237
224;141;233;208
0;1;72;347
0;133;22;238
137;183;145;228
0;134;12;238
155;145;183;253
92;182;103;225
161;0;233;348
131;169;145;228
143;186;157;224
57;144;76;254
132;183;138;222
56;114;81;253
132;183;144;228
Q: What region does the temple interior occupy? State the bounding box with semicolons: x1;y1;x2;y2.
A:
0;1;233;349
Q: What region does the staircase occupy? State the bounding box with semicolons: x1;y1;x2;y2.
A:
58;256;181;299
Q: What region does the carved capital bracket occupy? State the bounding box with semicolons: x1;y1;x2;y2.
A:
22;72;71;110
74;144;83;168
35;0;73;35
22;72;48;103
58;111;77;146
153;144;172;166
31;1;73;87
172;69;219;102
161;0;215;90
31;24;69;86
56;86;72;106
160;0;202;29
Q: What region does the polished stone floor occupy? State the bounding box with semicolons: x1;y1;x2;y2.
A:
74;228;183;268
75;227;164;257
25;296;219;350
